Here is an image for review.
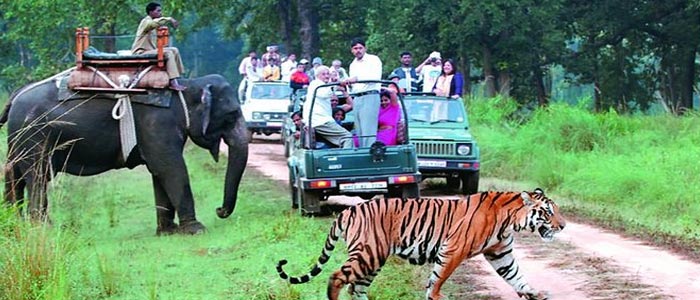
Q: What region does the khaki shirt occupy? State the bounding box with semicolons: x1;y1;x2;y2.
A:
131;16;175;53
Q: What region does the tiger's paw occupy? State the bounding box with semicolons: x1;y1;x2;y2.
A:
519;290;549;300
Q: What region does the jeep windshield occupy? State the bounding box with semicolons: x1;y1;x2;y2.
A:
404;97;466;124
250;83;292;100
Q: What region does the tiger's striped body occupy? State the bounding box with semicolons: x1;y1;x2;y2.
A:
276;189;565;300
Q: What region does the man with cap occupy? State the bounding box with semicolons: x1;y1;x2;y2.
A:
261;44;280;67
416;51;442;93
388;72;406;94
341;37;382;147
307;57;323;80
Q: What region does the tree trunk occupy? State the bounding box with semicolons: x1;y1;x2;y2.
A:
678;44;695;113
498;72;511;97
276;0;294;53
462;58;471;97
104;23;116;53
482;45;496;98
533;67;549;107
296;0;320;59
593;80;602;113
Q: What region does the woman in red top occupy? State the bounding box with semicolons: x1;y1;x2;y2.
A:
289;63;310;90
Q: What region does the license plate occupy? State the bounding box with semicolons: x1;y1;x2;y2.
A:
339;181;387;191
418;160;447;167
267;122;283;127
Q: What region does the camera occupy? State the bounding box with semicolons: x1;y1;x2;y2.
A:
430;57;438;63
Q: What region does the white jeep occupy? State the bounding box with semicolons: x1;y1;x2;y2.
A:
240;81;293;141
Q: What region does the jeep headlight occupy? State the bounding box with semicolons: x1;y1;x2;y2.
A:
252;112;262;120
457;144;471;156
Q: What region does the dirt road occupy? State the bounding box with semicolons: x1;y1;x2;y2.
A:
244;136;700;299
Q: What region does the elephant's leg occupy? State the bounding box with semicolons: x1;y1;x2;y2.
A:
4;163;26;207
25;163;51;223
152;175;178;235
150;158;205;235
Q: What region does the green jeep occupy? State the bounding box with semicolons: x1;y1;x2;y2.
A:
287;81;421;214
403;94;480;194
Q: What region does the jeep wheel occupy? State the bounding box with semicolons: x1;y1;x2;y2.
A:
402;183;421;198
461;171;479;195
446;175;460;190
299;188;322;216
246;129;254;143
289;169;298;209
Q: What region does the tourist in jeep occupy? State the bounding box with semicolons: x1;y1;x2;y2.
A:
289;62;310;90
433;58;464;98
302;66;353;148
377;88;401;145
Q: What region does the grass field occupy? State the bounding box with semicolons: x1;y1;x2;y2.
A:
0;143;452;300
2;95;700;299
468;96;700;253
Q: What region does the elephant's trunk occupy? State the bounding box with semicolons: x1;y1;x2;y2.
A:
216;117;249;218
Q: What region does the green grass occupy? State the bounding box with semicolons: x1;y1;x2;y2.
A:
0;143;444;300
467;96;700;249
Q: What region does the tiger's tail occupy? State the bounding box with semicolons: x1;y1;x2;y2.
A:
276;213;347;284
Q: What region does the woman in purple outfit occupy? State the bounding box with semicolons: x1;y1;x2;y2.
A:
376;88;401;145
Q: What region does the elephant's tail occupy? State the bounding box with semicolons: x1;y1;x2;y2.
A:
0;90;17;128
276;213;345;284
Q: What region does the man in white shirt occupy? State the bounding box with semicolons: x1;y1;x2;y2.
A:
280;53;297;82
237;50;257;102
341;37;382;147
303;66;353;148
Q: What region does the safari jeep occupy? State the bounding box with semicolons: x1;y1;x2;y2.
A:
287;81;421;214
403;93;480;194
241;81;293;141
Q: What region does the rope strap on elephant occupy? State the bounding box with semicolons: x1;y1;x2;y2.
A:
84;65;153;161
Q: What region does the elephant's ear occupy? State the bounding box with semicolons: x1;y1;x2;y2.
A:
200;84;213;136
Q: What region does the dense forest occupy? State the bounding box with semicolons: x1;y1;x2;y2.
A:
1;0;699;113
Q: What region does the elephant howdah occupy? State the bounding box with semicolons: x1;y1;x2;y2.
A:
0;73;249;235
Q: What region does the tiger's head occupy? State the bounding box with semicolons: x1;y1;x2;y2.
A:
520;188;566;241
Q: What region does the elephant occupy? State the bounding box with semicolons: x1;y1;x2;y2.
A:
0;73;248;235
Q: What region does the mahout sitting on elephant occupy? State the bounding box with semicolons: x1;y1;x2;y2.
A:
0;73;248;235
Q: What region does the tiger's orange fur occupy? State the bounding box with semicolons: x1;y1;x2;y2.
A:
276;188;565;300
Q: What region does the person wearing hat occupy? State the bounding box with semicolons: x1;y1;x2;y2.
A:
341;37;383;147
261;44;280;67
307;57;323;80
388;72;406;94
416;51;443;93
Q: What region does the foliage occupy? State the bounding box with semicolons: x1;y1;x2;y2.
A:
4;0;700;112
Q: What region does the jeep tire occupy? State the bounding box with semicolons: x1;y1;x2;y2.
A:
289;169;299;209
402;183;421;198
299;186;322;216
460;171;479;195
246;129;254;143
446;174;461;190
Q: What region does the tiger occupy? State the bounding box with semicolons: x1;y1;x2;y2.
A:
276;188;565;300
